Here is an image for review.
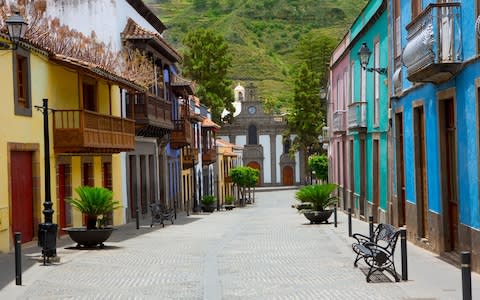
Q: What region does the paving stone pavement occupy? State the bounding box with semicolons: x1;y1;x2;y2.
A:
0;189;479;299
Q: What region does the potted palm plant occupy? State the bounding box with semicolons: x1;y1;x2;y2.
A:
295;183;338;224
63;186;120;248
224;195;235;210
201;195;216;213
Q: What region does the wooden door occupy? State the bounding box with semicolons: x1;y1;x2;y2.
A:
373;139;380;222
57;164;72;232
359;138;366;217
349;140;355;211
247;161;261;185
395;112;406;226
11;151;34;242
414;106;428;239
282;166;294;185
439;98;458;250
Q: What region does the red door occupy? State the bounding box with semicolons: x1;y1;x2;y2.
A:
282;166;294;185
247;161;261;185
11;151;34;242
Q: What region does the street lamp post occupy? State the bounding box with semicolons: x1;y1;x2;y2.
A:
36;99;58;264
0;9;28;50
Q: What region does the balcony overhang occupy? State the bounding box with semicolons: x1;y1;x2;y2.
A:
403;3;462;84
53;109;135;154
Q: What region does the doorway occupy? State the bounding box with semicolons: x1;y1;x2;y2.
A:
349;140;355;211
282;166;294;185
359;137;366;217
395;112;406;226
372;139;380;222
247;161;261;185
439;98;458;251
57;164;72;232
11;151;34;242
414;106;428;239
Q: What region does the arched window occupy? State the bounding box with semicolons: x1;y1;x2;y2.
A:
238;91;244;101
248;124;257;145
284;139;291;154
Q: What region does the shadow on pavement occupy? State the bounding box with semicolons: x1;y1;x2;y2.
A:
0;211;202;289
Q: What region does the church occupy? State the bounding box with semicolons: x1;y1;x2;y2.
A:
218;83;304;186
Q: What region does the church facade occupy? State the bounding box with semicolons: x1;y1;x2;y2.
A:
218;83;304;186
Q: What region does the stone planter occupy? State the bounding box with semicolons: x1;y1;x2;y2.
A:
202;205;216;213
303;210;333;224
63;227;115;248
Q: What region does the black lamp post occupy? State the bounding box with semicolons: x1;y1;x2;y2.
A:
357;42;387;75
0;9;28;50
36;99;58;264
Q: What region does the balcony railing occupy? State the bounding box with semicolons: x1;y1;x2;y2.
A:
53;109;135;153
170;119;192;149
202;148;217;165
182;147;199;169
348;102;367;131
403;3;462;83
133;93;173;136
332;111;347;133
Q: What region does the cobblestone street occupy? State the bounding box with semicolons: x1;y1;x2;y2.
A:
1;189;479;299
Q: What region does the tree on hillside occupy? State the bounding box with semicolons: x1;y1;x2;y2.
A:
182;28;234;123
284;63;323;180
296;32;336;87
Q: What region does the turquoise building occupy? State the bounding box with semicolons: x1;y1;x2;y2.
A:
390;0;480;271
329;0;390;223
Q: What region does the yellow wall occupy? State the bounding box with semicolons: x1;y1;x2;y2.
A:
0;47;129;252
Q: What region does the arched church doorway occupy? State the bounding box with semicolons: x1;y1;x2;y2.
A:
282;166;294;186
247;161;261;185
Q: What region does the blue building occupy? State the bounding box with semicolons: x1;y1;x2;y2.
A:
390;0;480;271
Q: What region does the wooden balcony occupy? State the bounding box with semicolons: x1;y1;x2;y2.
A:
332;110;347;134
224;175;232;183
348;102;367;132
170;119;192;149
133;93;173;137
202;148;217;165
53;109;135;154
182;147;199;169
403;3;462;83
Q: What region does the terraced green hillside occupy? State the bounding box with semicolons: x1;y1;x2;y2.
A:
145;0;367;104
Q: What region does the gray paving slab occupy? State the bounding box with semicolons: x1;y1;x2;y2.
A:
0;189;478;299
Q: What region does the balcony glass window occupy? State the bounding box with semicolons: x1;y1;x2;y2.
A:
374;40;380;127
13;48;31;116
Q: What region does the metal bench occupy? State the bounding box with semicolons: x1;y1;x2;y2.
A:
352;223;401;282
149;203;174;228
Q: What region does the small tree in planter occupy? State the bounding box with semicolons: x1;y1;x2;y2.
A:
308;154;328;183
295;183;338;224
230;166;259;206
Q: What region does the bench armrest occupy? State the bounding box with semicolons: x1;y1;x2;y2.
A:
352;233;371;244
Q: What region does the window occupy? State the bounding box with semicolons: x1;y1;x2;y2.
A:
284;139;291;154
350;61;355;104
13;49;31;116
248;124;257;145
411;0;422;20
336;78;341;110
361;65;366;102
393;0;401;58
374;40;380;126
82;162;94;186
82;77;97;111
343;70;349;109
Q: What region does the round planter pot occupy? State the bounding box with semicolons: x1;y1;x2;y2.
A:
202;205;216;213
303;210;333;224
63;227;115;248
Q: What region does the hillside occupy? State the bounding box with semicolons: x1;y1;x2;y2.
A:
145;0;367;103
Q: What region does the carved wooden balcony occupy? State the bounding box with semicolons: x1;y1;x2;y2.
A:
403;3;462;83
348;102;367;132
170;119;192;149
202;148;217;165
332;110;347;134
182;147;199;170
53;109;135;154
133;93;173;137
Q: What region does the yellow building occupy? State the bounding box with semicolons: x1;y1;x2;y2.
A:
216;139;242;207
0;37;142;252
